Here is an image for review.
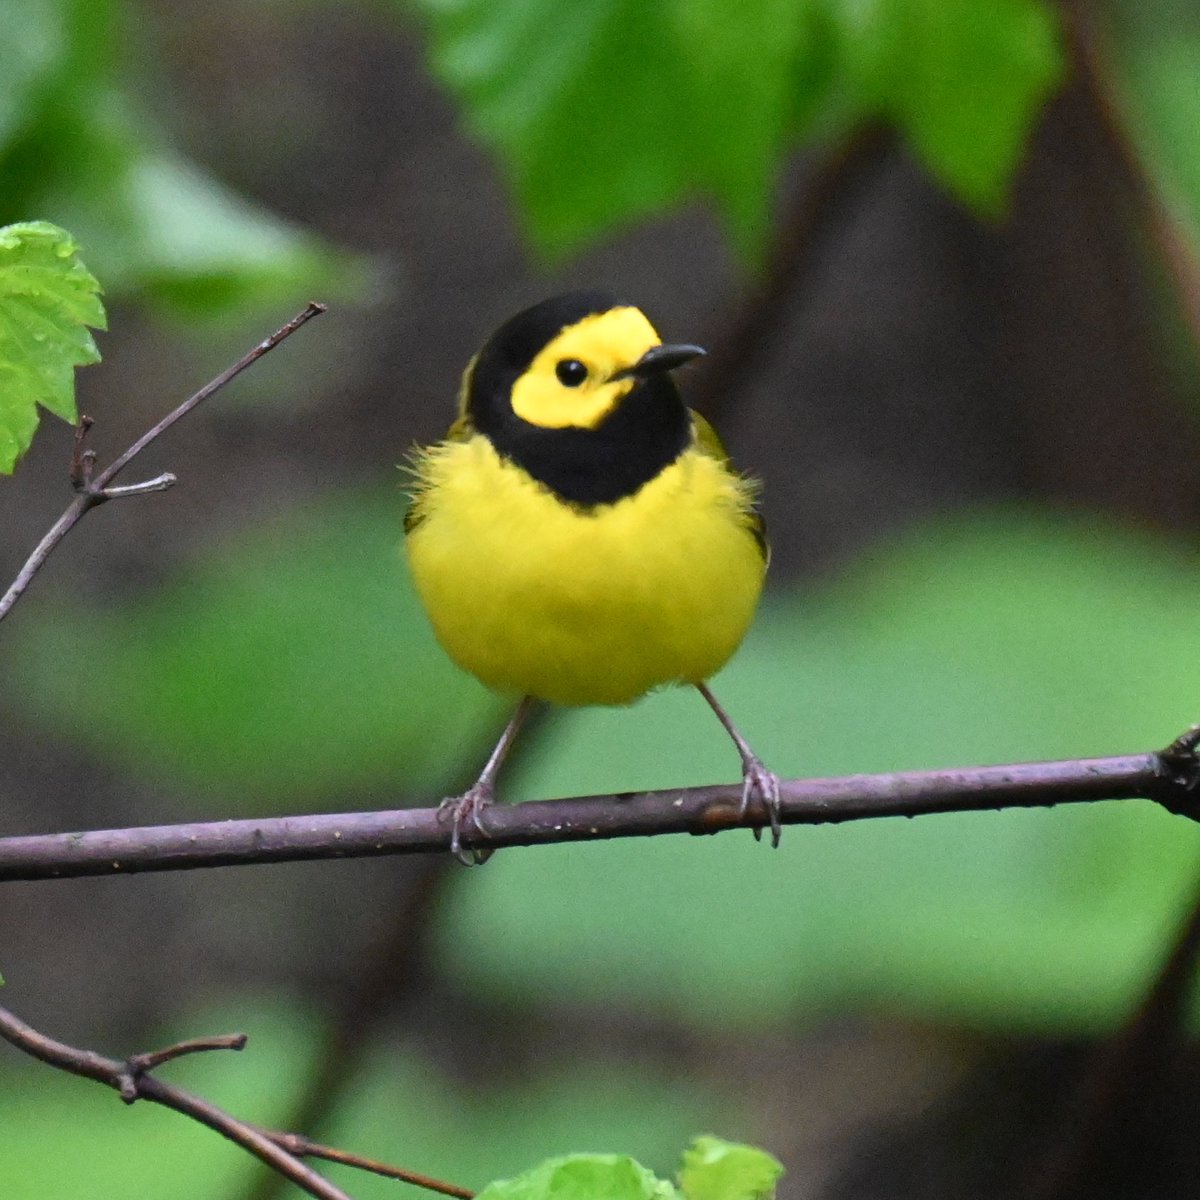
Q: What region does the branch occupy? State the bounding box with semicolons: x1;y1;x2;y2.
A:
0;302;326;624
0;1002;474;1200
3;734;1199;881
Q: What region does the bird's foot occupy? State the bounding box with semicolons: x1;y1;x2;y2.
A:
739;758;782;848
438;782;495;866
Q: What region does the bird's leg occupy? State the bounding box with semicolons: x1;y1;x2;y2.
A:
440;695;536;865
695;682;782;846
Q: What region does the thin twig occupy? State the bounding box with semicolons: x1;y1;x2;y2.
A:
0;1006;352;1200
270;1134;475;1199
126;1032;249;1078
0;1002;475;1200
0;302;326;624
2;737;1199;881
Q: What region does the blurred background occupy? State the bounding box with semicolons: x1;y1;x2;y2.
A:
3;0;1200;1197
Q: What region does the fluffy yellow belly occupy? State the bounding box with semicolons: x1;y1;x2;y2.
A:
405;436;765;706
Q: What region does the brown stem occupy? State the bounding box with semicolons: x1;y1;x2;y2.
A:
2;736;1199;880
0;1002;475;1200
0;1006;352;1200
270;1134;474;1199
0;302;326;624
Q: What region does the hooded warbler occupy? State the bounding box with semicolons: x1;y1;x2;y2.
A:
405;292;779;860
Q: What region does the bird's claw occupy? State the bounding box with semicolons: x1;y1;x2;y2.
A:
739;758;782;848
438;784;495;866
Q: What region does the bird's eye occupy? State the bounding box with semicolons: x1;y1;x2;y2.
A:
555;359;588;387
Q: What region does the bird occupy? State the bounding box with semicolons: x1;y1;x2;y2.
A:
403;291;779;862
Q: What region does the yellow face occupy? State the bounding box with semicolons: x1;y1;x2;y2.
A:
509;306;662;430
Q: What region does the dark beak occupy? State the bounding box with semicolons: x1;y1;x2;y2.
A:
612;342;706;381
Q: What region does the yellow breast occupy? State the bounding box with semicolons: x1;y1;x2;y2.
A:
405;432;765;706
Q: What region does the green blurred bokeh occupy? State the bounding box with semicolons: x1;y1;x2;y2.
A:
5;0;1200;1196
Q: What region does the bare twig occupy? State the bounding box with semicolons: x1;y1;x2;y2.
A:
0;1005;353;1200
272;1134;475;1199
0;1002;475;1200
0;301;326;624
2;737;1199;881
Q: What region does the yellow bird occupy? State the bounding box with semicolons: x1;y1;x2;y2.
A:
404;292;779;860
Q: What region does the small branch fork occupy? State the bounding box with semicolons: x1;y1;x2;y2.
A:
0;301;326;624
0;1004;474;1200
3;731;1200;880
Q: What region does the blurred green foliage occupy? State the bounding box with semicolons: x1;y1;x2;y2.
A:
0;0;355;318
9;2;1200;1195
405;0;1063;260
0;221;103;471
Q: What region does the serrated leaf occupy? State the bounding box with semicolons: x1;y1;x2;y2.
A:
678;1138;783;1200
478;1155;679;1200
0;220;104;473
833;0;1064;213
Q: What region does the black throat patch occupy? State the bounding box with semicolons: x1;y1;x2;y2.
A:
465;292;692;506
474;373;692;506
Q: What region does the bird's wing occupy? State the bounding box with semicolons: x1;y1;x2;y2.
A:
403;357;479;535
690;409;732;465
690;410;769;565
450;353;478;436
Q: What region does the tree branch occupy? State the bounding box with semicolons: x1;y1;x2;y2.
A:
3;736;1199;881
0;1002;474;1200
0;301;326;624
0;1005;352;1200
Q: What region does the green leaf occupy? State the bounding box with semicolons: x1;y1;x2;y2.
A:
0;220;104;472
678;1138;783;1200
407;0;835;262
5;493;504;807
833;0;1064;213
411;0;692;260
404;0;1059;257
479;1155;679;1200
667;0;836;260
